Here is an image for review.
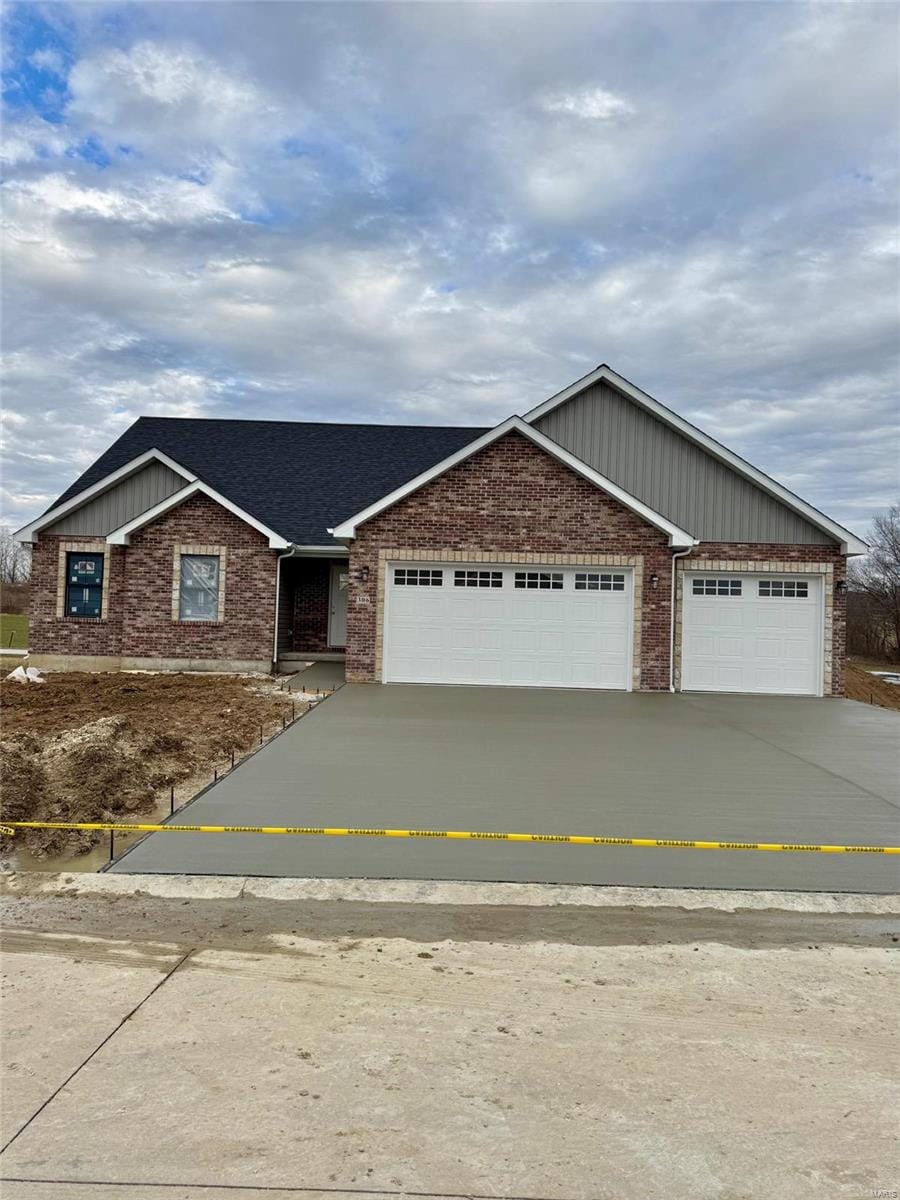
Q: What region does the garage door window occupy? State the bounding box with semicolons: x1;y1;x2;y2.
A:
393;568;443;586
454;570;503;588
759;579;809;598
692;577;742;596
514;571;563;590
575;572;625;592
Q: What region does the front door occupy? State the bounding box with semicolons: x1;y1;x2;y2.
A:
328;564;349;648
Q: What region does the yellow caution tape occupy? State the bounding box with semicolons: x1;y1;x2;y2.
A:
1;821;898;854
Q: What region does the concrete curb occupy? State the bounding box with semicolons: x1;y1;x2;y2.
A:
2;871;899;914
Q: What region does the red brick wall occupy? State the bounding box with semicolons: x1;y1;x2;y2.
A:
687;542;847;695
346;430;675;688
30;540;126;657
30;495;278;665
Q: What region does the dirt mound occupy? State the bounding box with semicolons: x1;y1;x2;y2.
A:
845;663;900;711
0;672;300;857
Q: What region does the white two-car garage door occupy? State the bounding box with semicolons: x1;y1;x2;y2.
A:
682;574;823;695
383;563;632;689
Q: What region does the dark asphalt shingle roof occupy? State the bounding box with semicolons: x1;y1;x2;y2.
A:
51;417;489;545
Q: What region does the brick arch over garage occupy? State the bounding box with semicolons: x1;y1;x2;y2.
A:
345;430;674;689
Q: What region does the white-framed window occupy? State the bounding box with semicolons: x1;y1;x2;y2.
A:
514;571;563;590
575;572;626;592
179;554;221;621
692;577;742;597
759;579;809;598
393;568;443;586
454;570;503;588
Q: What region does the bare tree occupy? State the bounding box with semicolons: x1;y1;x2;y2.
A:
0;526;31;585
849;503;900;662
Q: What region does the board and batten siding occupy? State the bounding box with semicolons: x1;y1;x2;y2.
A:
534;382;833;545
43;462;188;537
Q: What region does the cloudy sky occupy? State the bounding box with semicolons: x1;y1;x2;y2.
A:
2;1;898;535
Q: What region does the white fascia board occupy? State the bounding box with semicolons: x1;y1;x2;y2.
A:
106;480;290;549
14;449;197;543
523;364;868;555
329;415;695;548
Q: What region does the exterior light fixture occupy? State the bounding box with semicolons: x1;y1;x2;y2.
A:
835;579;847;595
359;565;370;584
650;574;659;589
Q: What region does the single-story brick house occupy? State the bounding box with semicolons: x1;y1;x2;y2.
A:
17;365;866;696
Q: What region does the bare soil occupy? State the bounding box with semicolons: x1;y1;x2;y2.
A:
0;672;302;858
846;658;900;711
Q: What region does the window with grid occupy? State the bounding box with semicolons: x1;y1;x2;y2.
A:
758;579;809;599
691;577;742;597
514;571;563;590
66;553;104;618
575;572;626;592
454;570;503;588
179;554;220;620
393;568;443;586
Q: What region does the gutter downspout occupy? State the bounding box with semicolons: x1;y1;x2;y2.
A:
272;544;300;673
669;544;695;692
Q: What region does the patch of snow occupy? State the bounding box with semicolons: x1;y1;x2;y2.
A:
868;671;900;685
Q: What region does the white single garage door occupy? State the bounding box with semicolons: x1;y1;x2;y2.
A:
682;574;822;695
383;562;632;689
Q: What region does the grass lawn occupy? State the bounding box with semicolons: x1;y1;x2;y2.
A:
0;613;28;650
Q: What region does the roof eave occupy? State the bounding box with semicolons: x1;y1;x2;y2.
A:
106;480;290;549
14;448;197;544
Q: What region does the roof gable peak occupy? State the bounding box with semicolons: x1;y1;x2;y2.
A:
330;415;695;547
523;365;867;555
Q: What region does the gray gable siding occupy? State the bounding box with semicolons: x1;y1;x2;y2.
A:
44;462;187;536
534;382;833;544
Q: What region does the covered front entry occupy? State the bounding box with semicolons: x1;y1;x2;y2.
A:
383;561;633;689
681;573;823;695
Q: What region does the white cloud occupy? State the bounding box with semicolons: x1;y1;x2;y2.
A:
0;116;70;165
29;48;66;76
66;40;285;162
1;4;897;536
4;172;238;229
540;86;635;122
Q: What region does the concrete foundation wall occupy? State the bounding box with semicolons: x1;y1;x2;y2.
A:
27;654;272;674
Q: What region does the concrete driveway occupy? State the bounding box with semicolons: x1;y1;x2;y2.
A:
112;685;900;892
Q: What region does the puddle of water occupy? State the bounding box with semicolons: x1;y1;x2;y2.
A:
6;785;177;873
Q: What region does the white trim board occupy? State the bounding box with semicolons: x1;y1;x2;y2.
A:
330;416;695;548
522;364;868;556
106;480;290;549
15;449;196;544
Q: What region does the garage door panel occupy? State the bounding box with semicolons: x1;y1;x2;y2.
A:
683;575;821;696
384;562;632;689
